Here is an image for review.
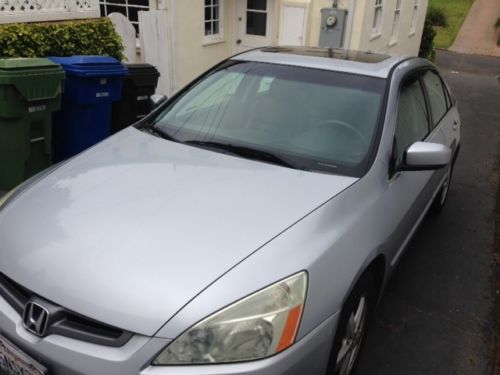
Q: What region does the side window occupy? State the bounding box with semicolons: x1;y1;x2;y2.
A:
422;70;448;127
443;82;453;109
395;77;429;159
204;0;224;41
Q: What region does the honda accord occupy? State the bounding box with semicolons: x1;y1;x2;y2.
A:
0;47;460;375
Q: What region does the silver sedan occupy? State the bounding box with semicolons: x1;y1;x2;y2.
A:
0;47;460;375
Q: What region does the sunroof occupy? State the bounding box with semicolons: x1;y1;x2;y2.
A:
261;47;390;64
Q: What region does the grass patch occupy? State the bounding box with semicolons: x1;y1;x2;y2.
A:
429;0;475;48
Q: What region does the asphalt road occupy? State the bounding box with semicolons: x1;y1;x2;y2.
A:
356;51;500;375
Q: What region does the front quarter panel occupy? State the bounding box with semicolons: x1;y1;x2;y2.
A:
154;168;391;343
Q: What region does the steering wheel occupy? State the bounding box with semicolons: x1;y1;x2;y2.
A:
317;120;369;148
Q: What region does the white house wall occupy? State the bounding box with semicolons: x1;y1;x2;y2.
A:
171;0;235;91
352;0;428;56
165;0;427;91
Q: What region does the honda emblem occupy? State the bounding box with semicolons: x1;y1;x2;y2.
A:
22;301;49;337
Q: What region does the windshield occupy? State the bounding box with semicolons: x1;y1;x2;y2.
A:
151;61;386;177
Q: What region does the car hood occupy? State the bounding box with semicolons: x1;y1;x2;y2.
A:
0;127;357;337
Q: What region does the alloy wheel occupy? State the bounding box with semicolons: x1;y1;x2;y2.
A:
335;295;367;375
439;170;451;206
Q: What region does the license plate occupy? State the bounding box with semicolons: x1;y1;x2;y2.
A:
0;335;47;375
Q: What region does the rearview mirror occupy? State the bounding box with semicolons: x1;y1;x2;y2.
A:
400;142;451;171
150;94;168;110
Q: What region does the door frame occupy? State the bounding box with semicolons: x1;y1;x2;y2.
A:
233;0;277;54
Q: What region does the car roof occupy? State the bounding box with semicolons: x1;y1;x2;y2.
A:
231;46;414;79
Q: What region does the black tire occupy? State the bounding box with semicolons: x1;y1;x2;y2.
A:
326;272;376;375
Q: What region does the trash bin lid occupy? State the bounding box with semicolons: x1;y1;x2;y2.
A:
124;63;160;75
0;58;61;71
49;56;128;77
123;63;160;87
0;58;65;101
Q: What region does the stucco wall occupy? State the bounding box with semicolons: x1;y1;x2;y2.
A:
351;0;428;56
167;0;428;91
272;0;428;56
172;0;235;90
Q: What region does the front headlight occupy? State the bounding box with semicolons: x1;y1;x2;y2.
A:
153;272;308;365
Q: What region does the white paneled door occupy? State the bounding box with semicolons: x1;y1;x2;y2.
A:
235;0;275;52
279;5;306;46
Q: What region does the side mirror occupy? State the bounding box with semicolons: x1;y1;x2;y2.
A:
400;142;451;171
150;94;168;110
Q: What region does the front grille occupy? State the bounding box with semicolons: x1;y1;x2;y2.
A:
0;273;133;347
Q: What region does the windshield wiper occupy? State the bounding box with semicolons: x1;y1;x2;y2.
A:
142;125;178;142
184;140;299;169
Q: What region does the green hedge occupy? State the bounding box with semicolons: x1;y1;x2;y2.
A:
419;16;437;61
427;6;448;27
496;18;500;46
0;18;124;60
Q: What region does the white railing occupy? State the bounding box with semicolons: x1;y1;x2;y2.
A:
0;0;100;24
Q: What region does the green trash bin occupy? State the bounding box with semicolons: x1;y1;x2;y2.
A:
0;58;65;190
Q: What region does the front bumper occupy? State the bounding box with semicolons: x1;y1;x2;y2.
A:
0;295;338;375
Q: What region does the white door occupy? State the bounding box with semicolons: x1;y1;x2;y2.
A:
279;5;306;46
235;0;275;52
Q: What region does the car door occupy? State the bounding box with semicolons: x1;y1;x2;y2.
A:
387;72;444;266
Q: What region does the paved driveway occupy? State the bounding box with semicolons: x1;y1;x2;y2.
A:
450;0;500;57
356;51;500;375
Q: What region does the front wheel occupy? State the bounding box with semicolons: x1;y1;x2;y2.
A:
326;273;376;375
430;162;453;214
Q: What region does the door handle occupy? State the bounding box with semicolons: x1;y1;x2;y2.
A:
30;137;45;144
452;120;459;130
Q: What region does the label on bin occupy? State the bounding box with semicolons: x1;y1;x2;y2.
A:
28;105;47;113
137;95;149;101
96;92;110;98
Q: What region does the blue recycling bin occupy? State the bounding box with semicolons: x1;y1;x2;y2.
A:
49;56;128;161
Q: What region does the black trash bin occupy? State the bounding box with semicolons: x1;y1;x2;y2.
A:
112;64;160;133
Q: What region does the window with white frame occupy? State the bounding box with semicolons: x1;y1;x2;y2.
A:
100;0;149;36
410;0;420;34
372;0;383;36
204;0;223;41
390;0;402;44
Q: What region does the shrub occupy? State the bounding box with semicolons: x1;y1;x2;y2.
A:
496;18;500;46
0;18;124;60
419;16;437;61
427;6;448;27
